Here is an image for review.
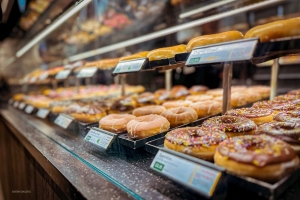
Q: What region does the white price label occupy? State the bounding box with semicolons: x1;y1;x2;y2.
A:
25;105;34;114
13;101;19;108
113;59;146;74
18;102;26;110
55;69;71;79
39;72;49;81
151;150;221;196
186;39;258;65
36;108;50;119
54;114;73;129
8;98;13;105
77;67;97;78
85;128;114;149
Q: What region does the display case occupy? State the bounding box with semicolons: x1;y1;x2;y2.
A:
1;0;300;199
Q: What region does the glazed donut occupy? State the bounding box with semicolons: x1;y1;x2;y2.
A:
189;100;222;118
231;85;247;93
132;105;166;117
162;100;192;109
127;114;170;139
214;135;299;182
170;85;190;100
161;107;198;127
136;92;156;107
154;89;173;104
99;114;136;133
257;122;300;155
248;85;270;99
225;108;274;126
215;92;247;108
206;88;223;97
147;45;187;61
189;85;209;95
69;104;107;123
109;97;137;114
245;90;262;103
164;126;227;161
274;111;300;123
202;116;257;137
186;94;214;102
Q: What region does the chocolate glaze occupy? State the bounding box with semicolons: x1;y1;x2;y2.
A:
257;122;300;144
274;111;300;123
202;116;257;133
218;135;296;167
225;108;273;118
165;126;227;147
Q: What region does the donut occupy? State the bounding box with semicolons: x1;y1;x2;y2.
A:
189;100;222;118
162;100;192;109
154;89;173;104
248;85;270;99
70;105;107;123
288;89;300;96
215;92;247;108
99;114;136;133
257;122;300;154
132;105;166;117
252;100;296;113
170;85;190;100
206;88;223;97
136;92;156;107
202;116;257;137
161;107;198;127
185;94;214;102
164;126;227;161
225;108;274;126
245;90;262;103
214;135;299;182
189;85;209;95
231;85;247;93
126;114;170;139
109;97;137;114
274;111;300;123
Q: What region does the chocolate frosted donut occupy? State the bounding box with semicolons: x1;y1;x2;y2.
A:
202;116;257;137
225;108;274;125
274;111;300;123
136;92;156;106
214;135;299;182
252;100;296;113
257;122;300;154
164;126;227;160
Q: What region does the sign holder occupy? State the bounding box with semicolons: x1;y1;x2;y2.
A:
54;114;74;129
85;127;117;150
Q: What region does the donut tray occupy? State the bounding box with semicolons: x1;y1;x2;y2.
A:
146;137;300;199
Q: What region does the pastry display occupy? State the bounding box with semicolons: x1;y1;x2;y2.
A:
225;108;274;126
99;114;136;133
161;107;197;127
132;105;166;117
186;31;244;52
164;126;227;161
147;45;187;61
245;17;300;42
127;114;170;139
257;122;300;154
202;116;257;137
214;135;299;182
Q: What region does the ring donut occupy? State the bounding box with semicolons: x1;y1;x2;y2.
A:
99;114;136;133
132;105;166;117
274;111;300;123
161;107;198;127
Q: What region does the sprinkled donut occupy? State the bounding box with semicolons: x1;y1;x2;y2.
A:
164;126;227;160
225;108;274;125
274;111;300;123
202;116;257;137
161;107;198;127
214;135;299;182
252;100;296;113
127;114;170;139
99;114;136;133
257;121;300;154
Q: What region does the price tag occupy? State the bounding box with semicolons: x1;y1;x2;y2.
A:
54;114;73;129
36;108;50;119
113;59;146;74
77;67;97;78
55;69;71;79
25;105;34;114
13;101;19;108
29;77;37;83
186;39;258;66
85;128;115;149
151;150;221;196
39;72;49;81
18;102;26;110
8;98;14;105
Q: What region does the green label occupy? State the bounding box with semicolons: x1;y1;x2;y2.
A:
189;57;200;64
86;136;91;141
154;162;164;171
